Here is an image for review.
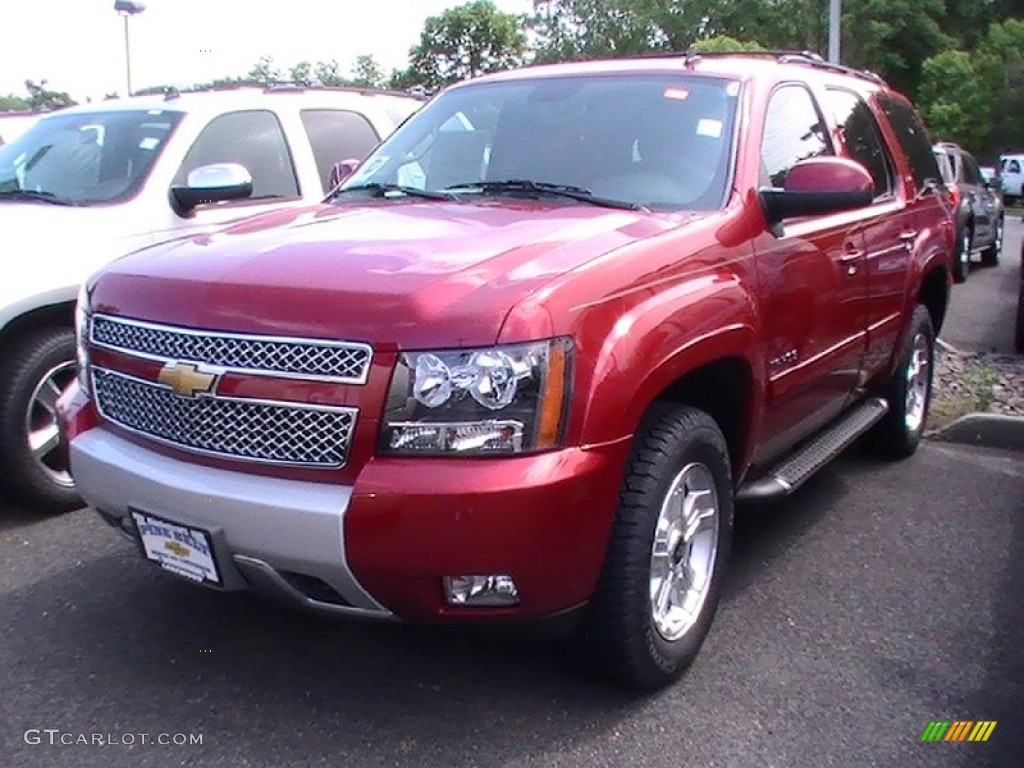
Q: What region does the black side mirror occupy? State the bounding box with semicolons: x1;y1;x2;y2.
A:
170;163;253;217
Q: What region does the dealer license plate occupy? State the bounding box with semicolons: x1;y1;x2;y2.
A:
131;511;222;586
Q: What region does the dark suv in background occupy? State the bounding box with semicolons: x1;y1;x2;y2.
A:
934;141;1005;282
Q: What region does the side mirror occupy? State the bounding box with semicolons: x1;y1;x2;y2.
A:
170;162;253;217
329;158;362;189
759;156;874;234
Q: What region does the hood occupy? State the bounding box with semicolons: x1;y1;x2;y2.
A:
91;200;688;348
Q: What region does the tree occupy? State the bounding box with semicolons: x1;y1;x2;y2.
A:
314;59;351;87
840;0;950;98
977;18;1024;156
247;55;283;84
290;61;314;84
351;55;385;89
692;35;764;53
402;0;527;89
0;94;30;111
918;50;992;150
24;79;75;111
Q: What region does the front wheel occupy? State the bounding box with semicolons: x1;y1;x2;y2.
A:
577;404;733;689
868;305;935;458
0;327;82;513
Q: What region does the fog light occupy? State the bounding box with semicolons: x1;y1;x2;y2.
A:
443;574;519;607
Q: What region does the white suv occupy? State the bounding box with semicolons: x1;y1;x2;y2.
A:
0;85;420;512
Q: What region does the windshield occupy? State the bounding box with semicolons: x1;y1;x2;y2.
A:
0;109;183;205
341;74;740;211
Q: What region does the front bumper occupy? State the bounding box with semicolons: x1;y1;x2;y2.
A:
68;413;630;622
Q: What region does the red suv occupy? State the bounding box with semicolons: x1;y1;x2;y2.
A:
60;51;954;689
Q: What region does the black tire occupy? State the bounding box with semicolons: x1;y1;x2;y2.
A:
868;305;935;459
952;224;971;284
981;217;1003;267
0;327;82;513
576;404;733;689
1015;281;1024;354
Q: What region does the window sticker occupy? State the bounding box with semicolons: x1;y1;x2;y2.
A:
663;87;690;101
696;119;723;138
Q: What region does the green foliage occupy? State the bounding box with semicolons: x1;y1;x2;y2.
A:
918;50;991;150
977;18;1024;154
401;0;527;89
23;80;75;111
351;55;386;89
247;55;283;84
0;94;31;111
692;35;764;53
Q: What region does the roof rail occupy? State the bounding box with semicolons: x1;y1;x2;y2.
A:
672;46;888;86
140;79;426;101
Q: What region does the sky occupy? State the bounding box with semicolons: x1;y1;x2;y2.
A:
0;0;535;103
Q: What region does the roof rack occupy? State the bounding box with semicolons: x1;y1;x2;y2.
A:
669;47;888;87
151;79;426;102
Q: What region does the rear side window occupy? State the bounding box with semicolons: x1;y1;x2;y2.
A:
825;88;895;198
877;96;941;189
174;110;299;199
760;84;832;187
960;153;982;185
299;110;380;192
1005;158;1021;174
934;151;954;184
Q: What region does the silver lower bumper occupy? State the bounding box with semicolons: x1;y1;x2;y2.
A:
70;428;392;619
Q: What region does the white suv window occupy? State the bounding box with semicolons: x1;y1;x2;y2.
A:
174;110;299;200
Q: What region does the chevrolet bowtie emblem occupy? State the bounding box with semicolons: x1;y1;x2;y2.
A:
164;541;190;557
158;362;217;398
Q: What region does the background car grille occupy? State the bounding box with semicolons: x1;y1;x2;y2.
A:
90;314;371;383
92;368;356;467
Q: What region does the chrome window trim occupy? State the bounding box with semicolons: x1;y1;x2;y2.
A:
91;366;358;469
89;313;374;385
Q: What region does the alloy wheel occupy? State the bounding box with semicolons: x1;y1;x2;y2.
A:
649;462;720;642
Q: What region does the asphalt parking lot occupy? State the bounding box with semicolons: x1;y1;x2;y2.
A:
940;215;1022;354
1;438;1022;768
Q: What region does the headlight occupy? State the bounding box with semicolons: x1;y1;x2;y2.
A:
74;282;90;394
381;339;572;455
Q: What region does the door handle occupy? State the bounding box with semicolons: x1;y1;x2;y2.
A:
899;230;919;241
838;246;864;275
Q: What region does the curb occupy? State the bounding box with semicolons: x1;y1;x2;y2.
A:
927;413;1024;453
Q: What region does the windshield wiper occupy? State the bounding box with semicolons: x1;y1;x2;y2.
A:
443;179;648;211
0;188;79;206
332;182;457;201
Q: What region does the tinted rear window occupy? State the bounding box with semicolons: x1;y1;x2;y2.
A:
877;96;941;189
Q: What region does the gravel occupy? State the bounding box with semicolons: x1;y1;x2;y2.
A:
931;342;1024;422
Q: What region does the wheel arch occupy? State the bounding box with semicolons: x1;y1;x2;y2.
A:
0;287;77;354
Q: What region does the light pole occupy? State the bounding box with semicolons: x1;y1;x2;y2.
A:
114;0;146;97
828;0;841;64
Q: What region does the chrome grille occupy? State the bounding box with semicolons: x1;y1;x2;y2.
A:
92;368;356;467
90;314;372;384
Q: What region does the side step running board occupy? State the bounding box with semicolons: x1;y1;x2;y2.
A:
736;397;889;503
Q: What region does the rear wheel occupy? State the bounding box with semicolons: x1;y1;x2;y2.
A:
981;217;1003;267
952;225;971;283
868;305;935;458
0;328;82;513
576;405;733;689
